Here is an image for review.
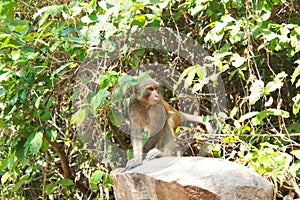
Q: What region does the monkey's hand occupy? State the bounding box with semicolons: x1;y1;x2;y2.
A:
122;158;142;172
145;148;164;160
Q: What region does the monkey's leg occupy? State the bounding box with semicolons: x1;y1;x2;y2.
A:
159;118;177;156
145;148;165;160
146;120;177;160
143;129;163;153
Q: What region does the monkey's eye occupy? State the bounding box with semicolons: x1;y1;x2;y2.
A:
148;86;157;91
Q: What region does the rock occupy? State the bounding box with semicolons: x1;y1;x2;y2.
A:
111;157;273;200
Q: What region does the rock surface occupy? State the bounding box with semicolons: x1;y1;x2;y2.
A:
111;157;273;200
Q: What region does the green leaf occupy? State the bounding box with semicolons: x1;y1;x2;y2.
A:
133;14;146;26
9;20;29;36
29;132;43;154
81;15;94;24
232;0;243;8
296;79;300;88
57;178;74;186
272;0;282;4
51;62;76;77
265;96;274;107
84;0;96;9
41;110;51;122
192;83;204;93
11;174;30;192
98;75;111;89
91;89;110;114
45;182;58;195
251;109;290;125
11;50;21;61
263;31;277;41
213;43;232;59
134;49;145;56
274;71;288;80
230;106;239;118
292;94;300;115
90;170;104;189
40;136;49;152
109;107;124;126
195;65;207;81
119;75;138;86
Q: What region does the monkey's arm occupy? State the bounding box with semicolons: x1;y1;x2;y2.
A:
122;121;143;171
131;123;143;162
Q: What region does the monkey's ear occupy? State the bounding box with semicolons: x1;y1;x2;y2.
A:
134;86;140;95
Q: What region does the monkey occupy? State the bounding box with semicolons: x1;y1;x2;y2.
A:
123;78;207;171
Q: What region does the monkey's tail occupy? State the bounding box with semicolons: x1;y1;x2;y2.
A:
180;112;214;135
180;112;203;123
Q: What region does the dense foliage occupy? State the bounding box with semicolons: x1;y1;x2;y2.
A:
0;0;299;199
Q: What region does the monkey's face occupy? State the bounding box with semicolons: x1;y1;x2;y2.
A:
136;78;161;106
145;85;160;106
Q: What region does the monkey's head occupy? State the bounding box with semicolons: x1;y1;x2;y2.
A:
135;78;160;106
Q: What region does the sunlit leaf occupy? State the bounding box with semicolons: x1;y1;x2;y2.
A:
1;172;11;185
230;53;246;67
180;65;196;88
35;96;42;109
185;69;196;88
291;150;300;159
261;10;272;21
265;96;274;107
292;94;300;115
0;72;11;82
262;31;277;41
249;80;264;105
239;111;259;122
192;83;204;93
291;62;300;84
33;5;64;26
265;72;287;94
266;108;289;118
70;108;87;126
265;81;282;94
